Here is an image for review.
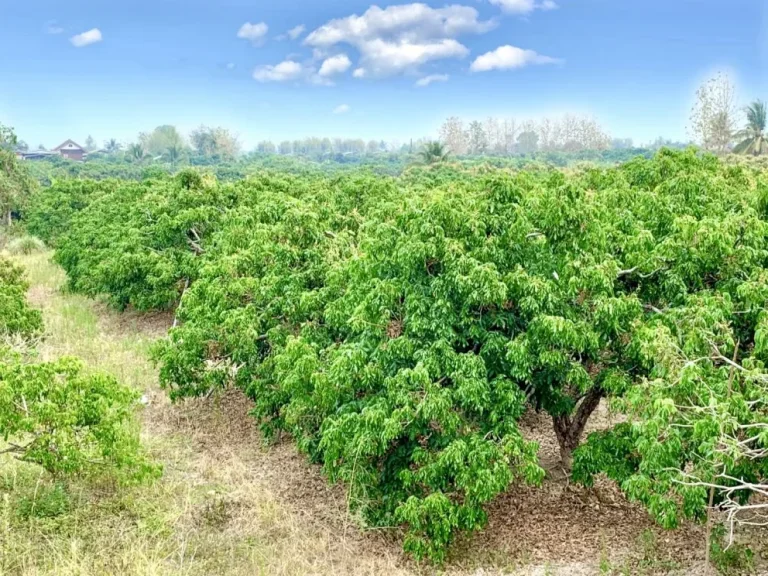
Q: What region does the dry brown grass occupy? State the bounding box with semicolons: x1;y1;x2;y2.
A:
2;252;753;576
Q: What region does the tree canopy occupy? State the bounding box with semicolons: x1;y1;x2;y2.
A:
0;123;36;226
25;149;768;563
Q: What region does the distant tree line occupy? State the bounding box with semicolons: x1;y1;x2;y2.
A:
75;125;243;166
438;114;616;156
13;110;701;170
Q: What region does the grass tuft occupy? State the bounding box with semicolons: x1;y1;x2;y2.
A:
6;235;46;256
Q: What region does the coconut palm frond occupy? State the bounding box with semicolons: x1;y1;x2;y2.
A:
736;100;767;156
419;141;450;165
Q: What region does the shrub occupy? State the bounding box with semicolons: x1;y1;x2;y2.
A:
26;179;113;246
0;350;159;483
0;256;42;337
51;170;237;310
6;235;45;256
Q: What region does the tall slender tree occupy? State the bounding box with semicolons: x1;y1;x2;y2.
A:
104;138;121;154
0;124;35;226
128;143;146;162
688;72;739;153
734;100;767;155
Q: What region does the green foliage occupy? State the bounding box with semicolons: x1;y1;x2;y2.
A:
0;257;43;337
0;124;18;149
30;149;768;561
26;178;112;245
572;152;768;536
19;147;657;187
50;170;229;310
150;168;547;561
14;482;70;520
734;100;767;156
128;142;146;162
419;141;450;164
0;350;159;482
140;125;186;157
709;524;755;575
0;146;37;225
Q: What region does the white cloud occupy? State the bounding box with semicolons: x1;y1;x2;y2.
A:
353;68;366;78
306;4;494;46
226;62;236;70
318;54;352;77
333;104;351;114
70;28;102;47
489;0;558;14
252;59;336;86
415;73;449;87
253;60;303;82
238;22;268;44
287;24;306;40
361;38;467;76
470;45;559;72
305;3;494;77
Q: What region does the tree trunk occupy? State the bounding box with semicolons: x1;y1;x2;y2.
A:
552;385;604;472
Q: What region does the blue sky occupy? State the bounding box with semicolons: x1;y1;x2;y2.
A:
2;0;767;149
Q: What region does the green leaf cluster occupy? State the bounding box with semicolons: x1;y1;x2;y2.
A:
0;259;158;486
0;256;42;337
0;350;159;483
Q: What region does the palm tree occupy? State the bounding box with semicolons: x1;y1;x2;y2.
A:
419;141;450;164
734;100;767;155
128;143;146;162
166;143;184;168
104;138;121;154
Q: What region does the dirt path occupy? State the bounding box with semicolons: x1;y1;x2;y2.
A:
9;252;729;576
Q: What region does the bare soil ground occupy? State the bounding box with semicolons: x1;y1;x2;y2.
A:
6;252;766;575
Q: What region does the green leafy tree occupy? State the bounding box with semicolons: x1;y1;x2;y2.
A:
734;100;767;156
152;170;545;561
0;124;18;149
0;257;158;485
0;124;36;225
140;125;185;158
52;169;227;310
31;148;768;563
0;257;43;337
0;351;159;482
26;179;111;246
